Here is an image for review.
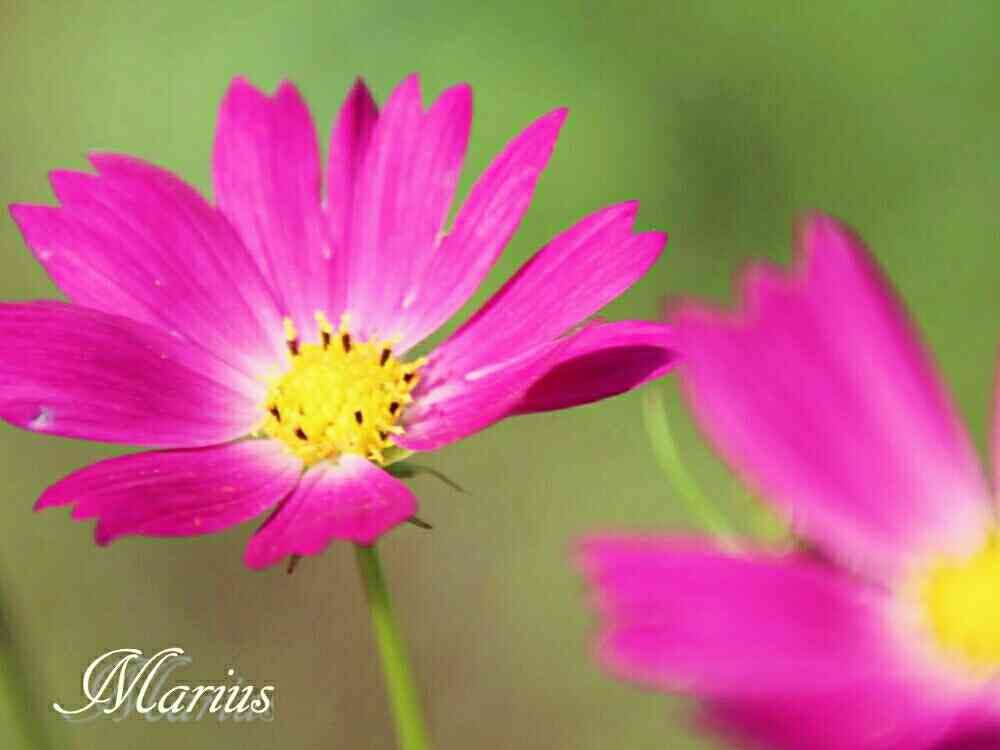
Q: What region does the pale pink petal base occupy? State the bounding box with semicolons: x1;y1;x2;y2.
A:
244;454;417;568
38;440;301;545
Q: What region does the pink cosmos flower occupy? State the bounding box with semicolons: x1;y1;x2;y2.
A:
6;75;675;569
580;215;1000;749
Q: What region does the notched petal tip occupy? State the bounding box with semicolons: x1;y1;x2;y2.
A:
219;75;307;115
85;151;163;179
638;229;669;259
44;168;100;206
34;489;70;512
795;210;872;265
388;72;424;109
222;74;261;99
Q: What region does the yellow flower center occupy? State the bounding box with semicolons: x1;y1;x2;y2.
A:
260;313;424;466
917;532;1000;671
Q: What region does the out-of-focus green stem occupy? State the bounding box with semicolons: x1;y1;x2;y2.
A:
0;589;52;749
642;386;738;540
354;544;430;750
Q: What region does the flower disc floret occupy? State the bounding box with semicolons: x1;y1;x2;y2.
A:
260;313;424;465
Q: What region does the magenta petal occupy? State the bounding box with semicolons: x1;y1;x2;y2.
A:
213;77;330;334
392;108;568;352
0;301;260;446
705;690;997;750
578;537;992;749
933;725;1000;750
513;320;678;414
243;454;417;569
433;202;667;373
674;214;992;578
10;155;285;387
326;77;379;315
340;75;473;342
580;537;898;695
704;692;1000;750
38;440;301;545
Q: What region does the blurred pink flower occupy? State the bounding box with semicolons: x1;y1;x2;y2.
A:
580;215;1000;749
6;75;675;569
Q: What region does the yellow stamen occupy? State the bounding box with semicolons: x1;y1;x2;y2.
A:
916;532;1000;671
260;313;425;466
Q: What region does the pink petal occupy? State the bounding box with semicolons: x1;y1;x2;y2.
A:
338;75;473;343
392;108;568;352
243;454;417;569
580;537;986;749
326;77;379;316
705;690;998;750
934;725;1000;750
431;202;667;374
581;536;895;694
212;77;330;335
512;320;678;414
674;214;991;579
0;302;260;446
38;440;301;545
10;154;285;389
396;337;569;452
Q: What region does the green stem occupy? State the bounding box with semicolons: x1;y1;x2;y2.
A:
642;386;738;540
354;544;430;750
0;588;53;749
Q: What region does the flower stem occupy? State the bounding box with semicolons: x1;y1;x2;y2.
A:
642;386;738;540
0;587;53;749
354;544;430;750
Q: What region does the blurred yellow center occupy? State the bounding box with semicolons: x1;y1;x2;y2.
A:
919;533;1000;670
261;313;424;466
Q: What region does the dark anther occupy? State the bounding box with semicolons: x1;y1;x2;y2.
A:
287;338;300;356
269;406;281;421
403;373;414;383
321;331;331;348
342;333;352;352
354;410;364;424
380;348;391;366
389;401;399;414
379;430;388;440
295;427;308;440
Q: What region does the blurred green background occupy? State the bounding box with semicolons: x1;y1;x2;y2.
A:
2;1;1000;748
